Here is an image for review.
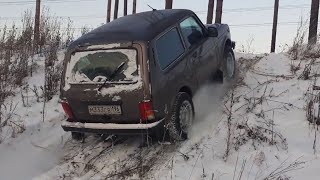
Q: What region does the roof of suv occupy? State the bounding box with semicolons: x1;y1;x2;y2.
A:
71;9;194;46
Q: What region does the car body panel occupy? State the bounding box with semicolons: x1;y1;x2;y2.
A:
60;9;233;134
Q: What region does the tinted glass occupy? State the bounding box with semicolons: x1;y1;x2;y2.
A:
180;17;205;48
156;28;185;69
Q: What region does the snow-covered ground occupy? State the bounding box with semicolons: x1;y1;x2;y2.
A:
1;51;320;180
0;51;67;180
151;53;318;180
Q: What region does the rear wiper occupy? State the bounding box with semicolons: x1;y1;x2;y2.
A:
98;62;126;91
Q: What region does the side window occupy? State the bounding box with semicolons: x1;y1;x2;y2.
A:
179;17;205;48
156;28;185;69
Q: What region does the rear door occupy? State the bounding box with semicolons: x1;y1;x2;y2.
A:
179;16;218;85
63;46;144;124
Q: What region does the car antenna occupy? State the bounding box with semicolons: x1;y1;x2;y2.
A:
147;4;157;11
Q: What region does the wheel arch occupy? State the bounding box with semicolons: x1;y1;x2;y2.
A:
225;39;232;48
179;86;193;98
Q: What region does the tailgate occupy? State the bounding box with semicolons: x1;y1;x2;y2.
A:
66;84;144;123
63;47;145;124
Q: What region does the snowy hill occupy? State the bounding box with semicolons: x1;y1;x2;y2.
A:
1;52;320;180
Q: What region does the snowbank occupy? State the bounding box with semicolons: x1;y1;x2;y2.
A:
2;52;320;180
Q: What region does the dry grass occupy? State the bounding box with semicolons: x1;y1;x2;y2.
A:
288;17;320;61
288;18;308;60
0;8;76;141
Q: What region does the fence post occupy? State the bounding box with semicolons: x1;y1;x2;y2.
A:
207;0;215;24
107;0;112;22
308;0;320;45
34;0;41;50
165;0;173;9
132;0;137;14
215;0;224;23
271;0;279;53
124;0;128;16
114;0;119;20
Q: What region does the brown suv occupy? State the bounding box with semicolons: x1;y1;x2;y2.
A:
60;9;235;141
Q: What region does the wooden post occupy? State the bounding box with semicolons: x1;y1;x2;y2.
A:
124;0;128;16
114;0;119;20
215;0;224;23
34;0;41;50
107;0;112;22
132;0;137;14
271;0;279;53
308;0;320;45
207;0;215;24
165;0;173;9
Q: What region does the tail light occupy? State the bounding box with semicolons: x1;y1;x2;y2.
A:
60;100;75;121
139;100;155;122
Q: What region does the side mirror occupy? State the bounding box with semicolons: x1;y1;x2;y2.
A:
207;27;218;37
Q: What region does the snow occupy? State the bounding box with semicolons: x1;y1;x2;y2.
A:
148;53;320;180
0;118;67;180
112;95;121;101
96;78;143;96
2;51;320;180
85;43;121;50
0;52;67;180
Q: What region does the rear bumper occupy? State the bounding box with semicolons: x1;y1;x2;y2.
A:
61;119;164;135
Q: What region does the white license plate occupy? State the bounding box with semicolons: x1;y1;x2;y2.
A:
88;105;122;115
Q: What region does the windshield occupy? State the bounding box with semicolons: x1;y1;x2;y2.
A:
65;49;138;84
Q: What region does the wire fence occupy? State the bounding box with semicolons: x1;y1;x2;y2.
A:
0;0;313;52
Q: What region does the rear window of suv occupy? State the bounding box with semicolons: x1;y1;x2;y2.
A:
65;49;138;84
156;28;185;69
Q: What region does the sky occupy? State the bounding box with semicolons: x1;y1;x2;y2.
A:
0;0;313;53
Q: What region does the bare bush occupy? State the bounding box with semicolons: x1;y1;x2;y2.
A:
298;59;316;80
235;119;288;151
288;18;308;60
224;90;235;161
16;10;34;78
63;18;75;47
0;101;24;142
222;57;289;160
0;7;73;140
290;59;301;75
288;17;320;60
263;157;305;180
44;41;62;101
81;26;91;36
239;35;255;54
31;85;41;102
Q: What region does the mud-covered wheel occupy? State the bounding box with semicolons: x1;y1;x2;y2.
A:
223;46;236;80
167;92;195;141
71;132;84;141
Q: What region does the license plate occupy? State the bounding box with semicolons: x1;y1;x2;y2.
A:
88;105;122;115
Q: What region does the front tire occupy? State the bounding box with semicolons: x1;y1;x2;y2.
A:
167;92;195;141
223;46;236;80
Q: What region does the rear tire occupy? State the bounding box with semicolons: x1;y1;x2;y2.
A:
71;132;84;141
167;92;195;141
